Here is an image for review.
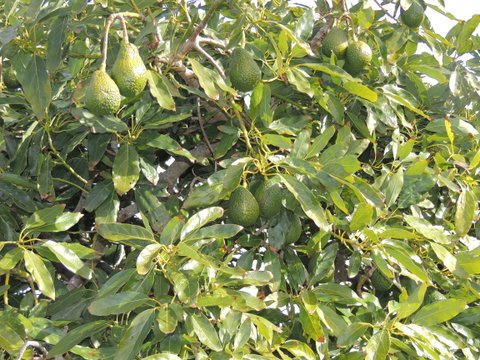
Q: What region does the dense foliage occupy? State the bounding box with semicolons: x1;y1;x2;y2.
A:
0;0;479;359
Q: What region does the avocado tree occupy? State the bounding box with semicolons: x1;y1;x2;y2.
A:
0;0;479;358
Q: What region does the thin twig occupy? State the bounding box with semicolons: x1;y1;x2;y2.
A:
310;17;334;53
15;341;48;360
197;36;226;49
175;0;224;60
373;0;399;22
194;41;226;78
197;97;215;157
48;133;88;184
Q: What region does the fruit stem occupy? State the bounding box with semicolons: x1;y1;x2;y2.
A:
100;14;117;71
117;14;130;44
231;101;254;155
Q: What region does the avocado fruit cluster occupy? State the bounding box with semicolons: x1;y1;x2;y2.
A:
228;48;262;92
85;40;147;116
321;28;373;76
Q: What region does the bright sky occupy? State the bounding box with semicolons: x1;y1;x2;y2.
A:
294;0;480;36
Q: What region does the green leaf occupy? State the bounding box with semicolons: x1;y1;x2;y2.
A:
142;354;181;360
457;249;480;275
365;329;390;360
157;306;178;334
384;243;429;283
88;291;152;316
298;63;351;79
233;318;252;350
147;70;176;111
342;81;377;102
396;282;427;320
382;84;430;120
84;180;113;212
180;206;224;241
24;250;55;300
46;16;68;73
0;324;23;353
337;322;370;347
115;309;155;360
189;58;233;100
455;188;477;237
280;174;329;231
350;202;373;231
281;340;317;359
191;313;223;351
136;243;162;275
411;299;467;325
48;321;109;357
404;215;451;245
146;134;202;163
21;55;51;119
44;240;93;279
184;224;243;241
0;247;24;275
24;205;83;233
98;223;155;243
316;304;347;337
112;144;140;195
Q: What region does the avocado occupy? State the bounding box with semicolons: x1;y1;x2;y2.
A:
254;182;282;219
228;48;261;92
285;214;302;244
400;2;425;28
344;41;373;75
228;187;260;227
111;41;148;98
371;269;393;293
322;28;349;59
3;65;20;89
85;69;121;115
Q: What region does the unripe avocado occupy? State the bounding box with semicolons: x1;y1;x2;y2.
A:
3;66;20;89
228;48;261;92
285;214;302;244
344;41;373;75
85;69;121;116
228;187;260;227
322;28;349;59
400;2;425;28
371;269;393;293
254;182;282;219
112;41;148;98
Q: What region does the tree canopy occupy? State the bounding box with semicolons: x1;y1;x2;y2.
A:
0;0;479;359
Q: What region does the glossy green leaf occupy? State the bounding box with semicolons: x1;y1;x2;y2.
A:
455;188;477;237
281;340;317;358
24;205;83;233
184;224;242;241
21;55;51;119
350;202;373;231
98;223;155;243
280;174;328;231
233;318;252;350
136;243;162;275
337;322;370;347
48;320;109;357
411;299;467;325
0;247;24;275
365;329;390;360
24;250;55;299
88;291;152;316
342;81;377;102
44;240;92;279
396;282;427;320
384;243;429;283
404;215;451;244
180;206;224;241
46;16;68;72
112;144;140;195
191;313;223;351
146;134;202;163
147;70;176;110
157;306;178;334
115;309;155;360
84;180;113;212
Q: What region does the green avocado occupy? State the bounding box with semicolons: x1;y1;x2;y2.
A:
400;2;425;28
344;40;373;75
285;214;302;244
112;41;148;98
254;182;282;219
322;28;349;59
228;48;261;92
228;187;260;227
85;69;121;116
371;269;393;293
3;65;20;89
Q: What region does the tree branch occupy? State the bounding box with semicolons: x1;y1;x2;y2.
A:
15;341;48;360
310;17;335;53
174;0;223;60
